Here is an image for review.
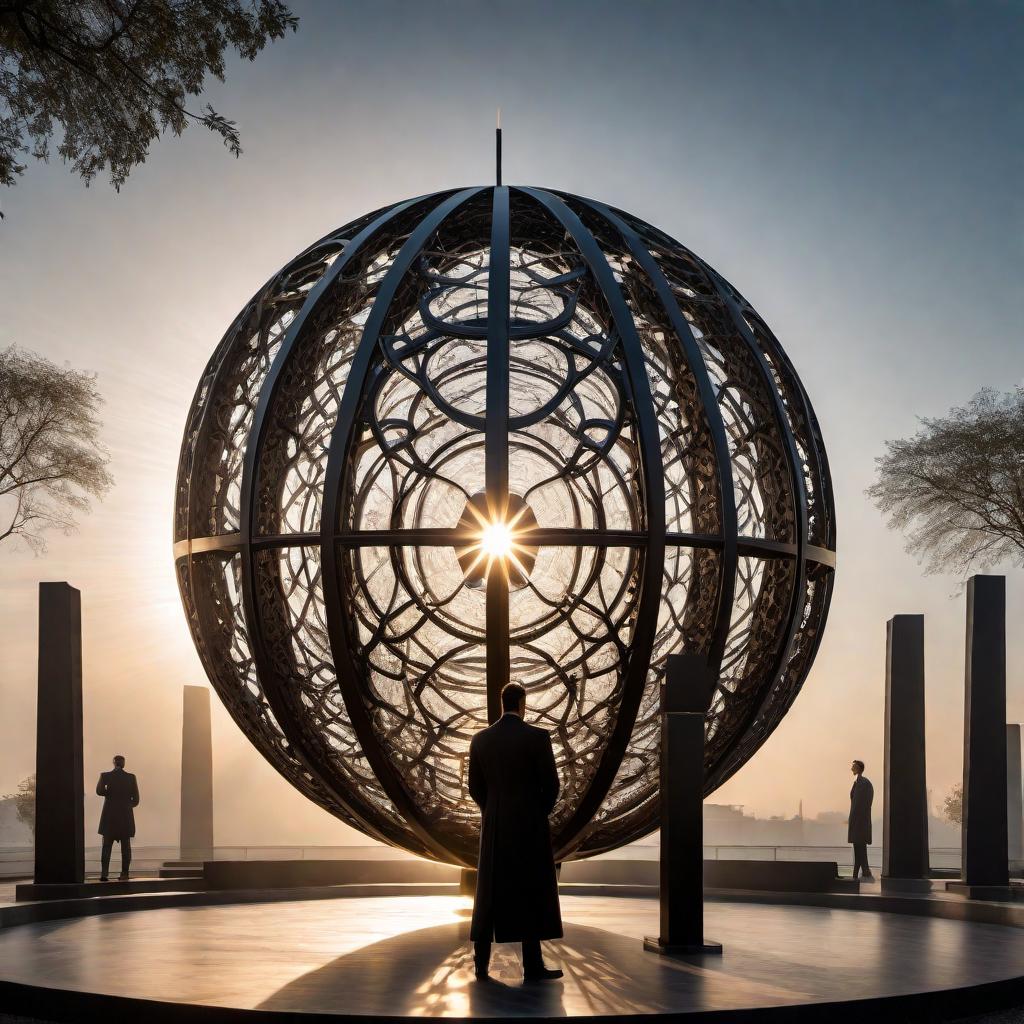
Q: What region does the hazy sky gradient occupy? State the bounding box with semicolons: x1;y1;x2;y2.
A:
1;0;1021;845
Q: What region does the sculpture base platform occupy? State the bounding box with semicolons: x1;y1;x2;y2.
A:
2;892;1024;1021
643;935;723;955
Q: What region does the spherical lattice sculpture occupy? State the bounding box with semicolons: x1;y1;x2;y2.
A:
174;186;836;865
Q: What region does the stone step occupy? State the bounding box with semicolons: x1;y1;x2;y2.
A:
17;877;207;901
158;868;205;879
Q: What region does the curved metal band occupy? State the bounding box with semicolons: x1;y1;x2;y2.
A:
699;264;810;787
321;187;486;865
178;219;361;589
705;271;837;784
176;218;372;536
515;186;667;860
727;284;836;553
236;194;445;852
572;197;739;671
175;218;384;827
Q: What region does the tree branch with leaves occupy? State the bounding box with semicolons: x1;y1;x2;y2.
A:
0;345;112;552
0;0;298;192
867;387;1024;575
2;773;36;835
942;783;962;827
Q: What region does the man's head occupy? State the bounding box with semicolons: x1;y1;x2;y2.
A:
851;759;864;776
113;755;126;769
501;682;526;716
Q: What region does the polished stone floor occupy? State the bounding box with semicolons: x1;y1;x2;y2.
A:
0;894;1022;1016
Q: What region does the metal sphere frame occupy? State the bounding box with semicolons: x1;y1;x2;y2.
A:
174;185;837;866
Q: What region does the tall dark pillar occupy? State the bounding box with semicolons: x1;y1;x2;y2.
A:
644;653;721;956
1006;725;1022;872
882;615;929;881
961;574;1008;888
34;582;84;884
180;686;214;860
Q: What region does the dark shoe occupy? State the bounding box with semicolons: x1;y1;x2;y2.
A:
474;968;491;982
118;873;129;881
98;876;109;882
524;967;563;982
861;873;875;881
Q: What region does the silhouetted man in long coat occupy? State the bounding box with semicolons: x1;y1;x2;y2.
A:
96;755;139;881
469;682;563;982
848;759;874;881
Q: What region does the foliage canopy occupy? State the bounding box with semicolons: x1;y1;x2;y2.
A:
0;345;112;551
0;0;297;190
942;783;963;827
867;388;1024;575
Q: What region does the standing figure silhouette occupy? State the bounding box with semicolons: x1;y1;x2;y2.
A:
469;682;563;983
96;755;139;881
849;759;874;882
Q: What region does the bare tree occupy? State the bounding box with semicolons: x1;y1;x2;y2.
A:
0;0;298;192
2;773;35;835
0;345;112;551
867;388;1024;575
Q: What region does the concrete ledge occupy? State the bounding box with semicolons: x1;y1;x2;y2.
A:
16;877;207;901
202;859;459;889
203;858;852;895
707;887;1024;928
1;882;460;930
561;859;852;893
706;860;849;893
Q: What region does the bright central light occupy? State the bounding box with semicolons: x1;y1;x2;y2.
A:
480;522;513;559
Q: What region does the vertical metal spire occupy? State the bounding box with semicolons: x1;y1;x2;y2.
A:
496;108;502;186
484;183;510;722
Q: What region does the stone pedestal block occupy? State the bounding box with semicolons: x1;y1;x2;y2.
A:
34;583;84;885
180;686;214;860
962;575;1008;888
645;654;722;956
883;614;929;880
1007;725;1023;873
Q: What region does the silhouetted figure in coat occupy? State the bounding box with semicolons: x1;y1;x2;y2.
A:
96;755;139;881
849;759;874;881
469;682;563;982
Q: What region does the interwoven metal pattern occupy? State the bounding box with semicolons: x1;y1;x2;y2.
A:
174;186;836;865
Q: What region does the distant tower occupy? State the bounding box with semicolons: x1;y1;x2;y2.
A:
179;686;214;861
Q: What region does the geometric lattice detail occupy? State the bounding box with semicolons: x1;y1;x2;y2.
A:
174;186;836;865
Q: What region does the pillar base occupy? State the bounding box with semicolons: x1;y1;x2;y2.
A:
946;882;1015;901
644;935;723;956
880;877;933;894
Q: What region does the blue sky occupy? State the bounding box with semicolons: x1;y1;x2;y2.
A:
0;0;1020;842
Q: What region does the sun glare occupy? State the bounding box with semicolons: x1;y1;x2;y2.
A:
480;522;513;559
